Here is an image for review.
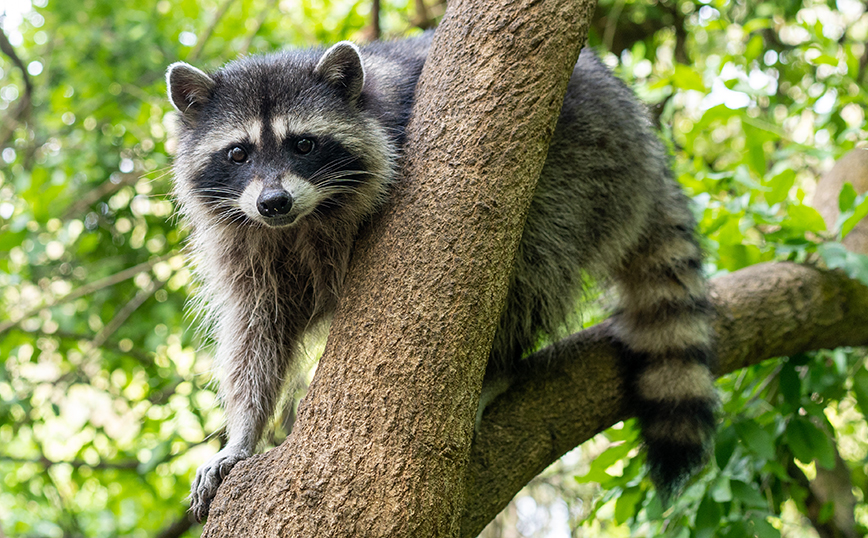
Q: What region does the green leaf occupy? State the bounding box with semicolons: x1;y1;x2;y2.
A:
817;242;868;286
810;54;839;66
711;475;732;502
818;501;835;524
749;515;781;538
673;64;707;92
745;35;764;63
785;417;836;469
778;362;801;407
614;486;644;525
743;18;772;33
785;204;827;233
717;217;744;245
695;491;723;530
0;230;27;252
593;441;634;469
575;441;634;485
852;367;868;415
721;521;751;538
718;243;762;271
715;424;739;469
838;183;858;213
841;194;868;239
735;420;776;460
731;480;767;508
785;418;814;464
765;170;795;205
743;129;767;177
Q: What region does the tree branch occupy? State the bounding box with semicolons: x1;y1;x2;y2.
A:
460;261;868;537
91;278;165;349
60;172;142;220
155;514;196;538
362;0;381;42
0;252;177;335
187;0;236;63
412;0;435;30
238;0;279;56
0;26;34;148
0;454;139;470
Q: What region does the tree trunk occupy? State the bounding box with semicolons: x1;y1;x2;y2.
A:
197;3;868;536
201;0;596;536
812;148;868;253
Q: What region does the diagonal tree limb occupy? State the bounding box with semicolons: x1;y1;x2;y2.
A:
238;0;279;56
0;251;177;335
91;277;166;349
155;514;196;538
460;261;868;538
0;26;34;148
187;0;237;63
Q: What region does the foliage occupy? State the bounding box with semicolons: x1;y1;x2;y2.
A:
0;0;865;537
0;0;416;536
545;0;868;536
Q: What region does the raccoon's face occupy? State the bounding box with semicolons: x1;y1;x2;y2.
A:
167;42;392;229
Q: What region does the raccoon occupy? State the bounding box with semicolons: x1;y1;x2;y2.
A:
167;32;717;522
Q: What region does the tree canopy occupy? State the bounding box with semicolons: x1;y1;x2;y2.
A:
0;0;867;537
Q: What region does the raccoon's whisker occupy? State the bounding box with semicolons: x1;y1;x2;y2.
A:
195;188;246;197
198;196;242;205
308;157;355;176
313;171;377;185
308;159;364;183
319;189;362;197
309;154;365;173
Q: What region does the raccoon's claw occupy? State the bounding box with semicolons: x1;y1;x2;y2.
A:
189;448;250;522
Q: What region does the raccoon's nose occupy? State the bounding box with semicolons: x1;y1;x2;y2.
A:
257;189;293;217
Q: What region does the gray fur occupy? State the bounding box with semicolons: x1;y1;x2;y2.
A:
167;32;717;521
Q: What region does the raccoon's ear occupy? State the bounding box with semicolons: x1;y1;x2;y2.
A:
314;42;365;103
166;62;215;121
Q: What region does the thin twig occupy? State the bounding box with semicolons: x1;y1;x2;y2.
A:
413;0;434;30
29;329;155;363
155;515;197;538
187;0;237;63
0;251;178;335
0;26;34;147
370;0;381;41
239;0;279;56
603;0;626;54
92;278;166;348
0;454;138;470
60;172;140;220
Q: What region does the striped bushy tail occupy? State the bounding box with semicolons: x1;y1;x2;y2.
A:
612;208;718;501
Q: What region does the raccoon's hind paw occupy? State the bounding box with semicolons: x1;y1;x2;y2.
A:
475;376;512;435
189;447;251;522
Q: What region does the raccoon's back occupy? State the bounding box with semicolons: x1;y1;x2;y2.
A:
491;49;676;364
358;33;432;145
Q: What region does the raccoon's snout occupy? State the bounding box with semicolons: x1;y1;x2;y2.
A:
257;189;293;217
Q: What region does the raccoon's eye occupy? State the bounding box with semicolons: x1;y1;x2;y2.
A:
295;138;315;154
228;146;248;163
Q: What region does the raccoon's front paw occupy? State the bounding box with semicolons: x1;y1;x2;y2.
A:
189;447;251;522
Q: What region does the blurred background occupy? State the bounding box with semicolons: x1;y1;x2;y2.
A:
1;0;867;536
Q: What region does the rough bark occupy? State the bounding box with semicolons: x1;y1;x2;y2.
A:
196;5;868;538
461;261;868;538
201;0;595;536
812;148;868;253
803;149;868;538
